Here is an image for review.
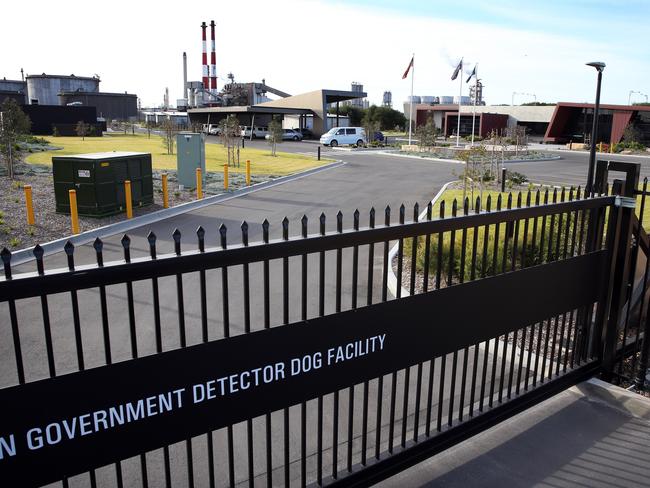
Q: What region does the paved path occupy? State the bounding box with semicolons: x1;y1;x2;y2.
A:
379;379;650;488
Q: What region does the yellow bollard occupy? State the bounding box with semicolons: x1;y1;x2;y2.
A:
24;185;35;226
598;142;603;153
246;159;251;186
196;168;203;199
124;180;133;219
69;189;80;235
224;164;229;191
162;173;169;208
610;142;614;154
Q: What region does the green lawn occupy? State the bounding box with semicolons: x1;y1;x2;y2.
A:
26;133;329;176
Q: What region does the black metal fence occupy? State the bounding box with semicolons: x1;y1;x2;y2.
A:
0;161;646;488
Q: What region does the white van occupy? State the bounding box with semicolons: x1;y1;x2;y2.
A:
320;127;366;147
241;126;269;139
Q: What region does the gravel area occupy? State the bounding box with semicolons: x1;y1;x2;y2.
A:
0;161;276;251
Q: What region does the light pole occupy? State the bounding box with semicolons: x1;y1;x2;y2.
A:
586;61;605;197
628;90;649;105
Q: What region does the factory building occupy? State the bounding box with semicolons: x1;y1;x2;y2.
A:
0;78;27;104
10;73;138;121
415;104;555;139
142;111;189;127
58;91;138;120
21;105;101;136
26;74;100;105
414;102;650;145
343;82;369;109
544;102;650;145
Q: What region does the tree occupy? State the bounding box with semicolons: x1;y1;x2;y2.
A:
623;124;643;144
218;115;241;166
505;125;528;156
75;120;90;141
457;145;488;206
327;105;364;125
0;99;31;179
366;105;407;131
521;102;556;106
416;115;437;150
361;115;378;147
268;117;283;156
144;120;153;139
160;118;177;155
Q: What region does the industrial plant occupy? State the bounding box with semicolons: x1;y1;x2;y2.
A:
0;20;368;137
0;71;137;135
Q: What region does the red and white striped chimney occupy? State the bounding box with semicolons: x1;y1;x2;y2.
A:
201;22;209;91
210;20;217;92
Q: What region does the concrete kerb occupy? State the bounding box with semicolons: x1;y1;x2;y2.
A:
580;377;650;420
374;150;562;164
387;180;455;299
375;151;463;165
9;160;346;266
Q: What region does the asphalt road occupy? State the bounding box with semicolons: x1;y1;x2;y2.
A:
3;144;649;487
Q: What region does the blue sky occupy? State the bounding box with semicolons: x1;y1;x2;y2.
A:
347;0;649;40
2;0;649;108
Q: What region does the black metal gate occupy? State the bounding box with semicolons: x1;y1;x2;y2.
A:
0;161;648;487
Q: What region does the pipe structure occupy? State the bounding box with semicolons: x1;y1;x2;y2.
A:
210;20;217;92
201;22;209;94
182;52;188;101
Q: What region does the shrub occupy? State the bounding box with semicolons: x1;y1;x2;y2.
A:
509;171;528;185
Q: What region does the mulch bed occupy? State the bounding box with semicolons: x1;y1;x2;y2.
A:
0;162;273;251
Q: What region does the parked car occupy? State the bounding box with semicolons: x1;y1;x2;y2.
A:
283;129;303;141
319;127;367;147
241;126;269;139
373;131;385;142
295;128;314;139
265;129;304;141
202;123;220;135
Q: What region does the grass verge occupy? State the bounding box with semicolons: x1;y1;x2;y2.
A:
25;133;329;176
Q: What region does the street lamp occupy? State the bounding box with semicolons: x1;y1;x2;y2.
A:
586;61;605;197
628;90;649;105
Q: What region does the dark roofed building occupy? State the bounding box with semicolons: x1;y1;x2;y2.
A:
544;102;650;145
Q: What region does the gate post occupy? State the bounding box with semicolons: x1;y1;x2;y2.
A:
599;163;639;381
635;306;650;389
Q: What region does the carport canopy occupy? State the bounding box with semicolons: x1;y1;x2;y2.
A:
188;106;313;128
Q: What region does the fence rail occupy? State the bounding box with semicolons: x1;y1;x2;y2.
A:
0;164;647;488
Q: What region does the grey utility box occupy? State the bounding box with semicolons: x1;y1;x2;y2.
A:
176;133;205;188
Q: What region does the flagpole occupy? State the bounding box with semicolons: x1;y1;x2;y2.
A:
471;64;478;146
456;63;462;147
408;53;414;145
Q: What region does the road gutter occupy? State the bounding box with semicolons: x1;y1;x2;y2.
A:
387;180;455;298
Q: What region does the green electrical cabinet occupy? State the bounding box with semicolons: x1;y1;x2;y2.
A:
53;151;153;217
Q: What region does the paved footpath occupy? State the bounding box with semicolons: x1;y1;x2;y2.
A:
379;378;650;488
